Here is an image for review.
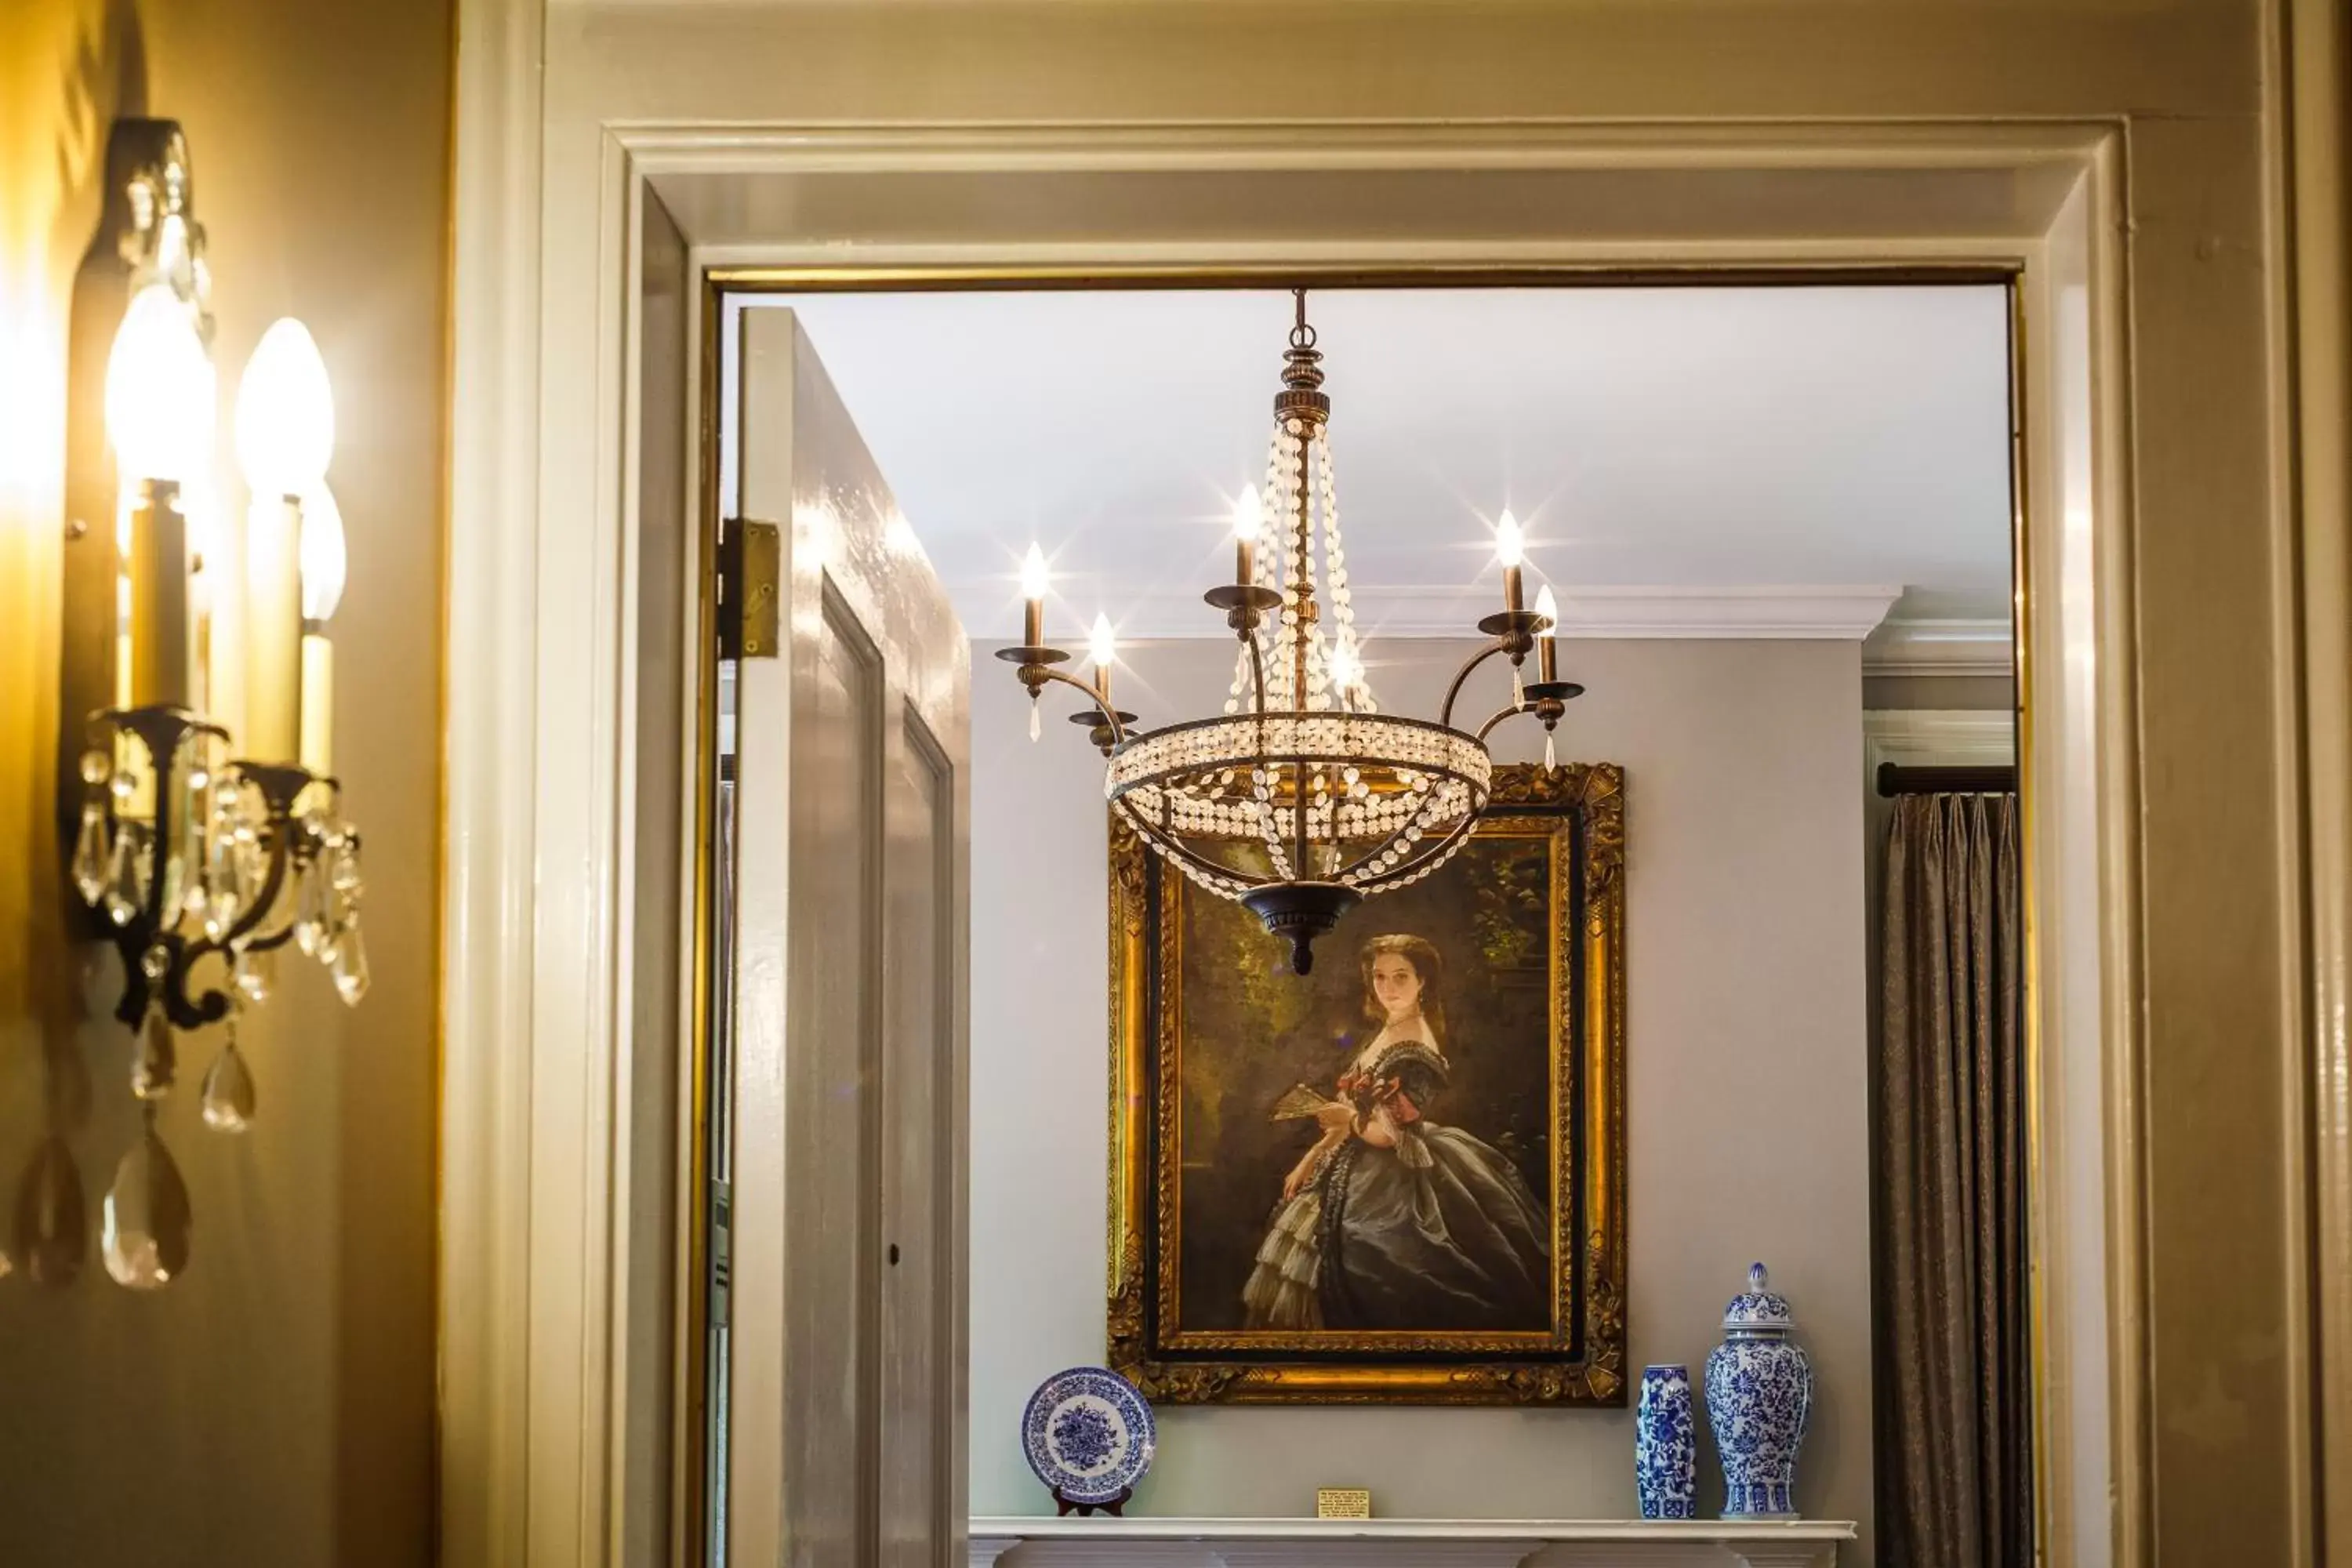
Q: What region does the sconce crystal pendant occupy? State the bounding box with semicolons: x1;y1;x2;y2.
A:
1003;291;1584;972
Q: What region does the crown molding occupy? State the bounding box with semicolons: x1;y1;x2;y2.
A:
1059;583;1904;641
1863;709;2016;768
1861;616;2014;676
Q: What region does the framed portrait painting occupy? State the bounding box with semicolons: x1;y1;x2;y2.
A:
1105;761;1628;1406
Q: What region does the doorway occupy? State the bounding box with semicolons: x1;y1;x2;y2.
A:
696;275;2025;1567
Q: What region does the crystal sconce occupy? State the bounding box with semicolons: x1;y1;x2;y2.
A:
18;122;367;1292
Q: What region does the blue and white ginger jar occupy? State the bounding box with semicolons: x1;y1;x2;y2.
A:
1703;1261;1813;1521
1634;1364;1697;1519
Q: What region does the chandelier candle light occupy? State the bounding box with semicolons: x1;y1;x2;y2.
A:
1003;290;1585;973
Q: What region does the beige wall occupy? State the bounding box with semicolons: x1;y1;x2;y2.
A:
0;2;448;1563
970;636;1875;1557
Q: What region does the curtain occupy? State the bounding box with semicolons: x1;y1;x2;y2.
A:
1875;791;2031;1568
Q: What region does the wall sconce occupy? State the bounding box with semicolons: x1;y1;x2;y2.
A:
31;122;368;1291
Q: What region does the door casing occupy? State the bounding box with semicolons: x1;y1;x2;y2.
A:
442;12;2340;1559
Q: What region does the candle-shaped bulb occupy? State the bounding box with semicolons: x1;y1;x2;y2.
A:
1088;613;1116;669
1019;542;1049;647
236;318;336;499
1494;510;1526;569
104;284;215;484
1533;583;1559;682
300;483;347;622
1327;642;1361;709
1232;485;1263;544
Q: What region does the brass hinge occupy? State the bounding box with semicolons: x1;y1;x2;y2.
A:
717;518;781;659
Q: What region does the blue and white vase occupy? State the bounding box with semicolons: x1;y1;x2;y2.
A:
1635;1364;1698;1519
1703;1262;1813;1521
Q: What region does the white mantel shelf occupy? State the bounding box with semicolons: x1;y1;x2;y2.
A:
969;1516;1857;1568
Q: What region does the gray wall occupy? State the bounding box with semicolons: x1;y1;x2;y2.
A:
970;636;1875;1558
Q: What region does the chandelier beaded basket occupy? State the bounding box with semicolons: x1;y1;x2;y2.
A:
1003;291;1582;974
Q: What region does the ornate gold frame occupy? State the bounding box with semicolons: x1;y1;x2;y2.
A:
1106;761;1628;1404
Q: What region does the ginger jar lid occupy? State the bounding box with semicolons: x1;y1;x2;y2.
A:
1721;1261;1795;1332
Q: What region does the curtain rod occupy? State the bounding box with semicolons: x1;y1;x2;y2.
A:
1875;762;2016;797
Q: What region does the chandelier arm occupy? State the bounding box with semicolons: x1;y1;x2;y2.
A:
1245;631;1268;716
1477;702;1535;742
1438;639;1511;730
1030;666;1130;746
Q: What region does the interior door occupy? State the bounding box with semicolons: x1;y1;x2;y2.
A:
720;306;969;1568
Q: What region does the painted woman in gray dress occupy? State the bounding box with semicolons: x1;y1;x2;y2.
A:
1242;934;1550;1331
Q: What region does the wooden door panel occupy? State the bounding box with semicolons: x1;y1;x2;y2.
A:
724;304;968;1568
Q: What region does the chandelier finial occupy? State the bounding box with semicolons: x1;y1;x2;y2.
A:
1276;290;1328;428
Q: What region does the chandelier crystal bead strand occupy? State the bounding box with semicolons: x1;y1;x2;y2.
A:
1004;290;1584;973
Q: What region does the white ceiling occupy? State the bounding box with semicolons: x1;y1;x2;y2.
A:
745;285;2013;644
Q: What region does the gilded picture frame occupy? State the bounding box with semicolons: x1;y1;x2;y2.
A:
1106;762;1628;1405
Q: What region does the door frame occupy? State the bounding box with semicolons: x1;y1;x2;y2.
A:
442;6;2346;1566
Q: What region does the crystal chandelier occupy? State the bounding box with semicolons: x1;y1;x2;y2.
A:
19;122;368;1293
1004;291;1581;973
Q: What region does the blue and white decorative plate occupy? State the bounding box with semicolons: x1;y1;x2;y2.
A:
1020;1367;1155;1505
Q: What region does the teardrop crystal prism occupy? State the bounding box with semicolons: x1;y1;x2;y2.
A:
103;826;146;926
1029;702;1041;742
102;1126;192;1290
200;1040;256;1133
11;1134;87;1288
230;947;273;1004
1544;730;1557;771
331;922;370;1005
292;862;326;956
71;803;111;905
130;1011;176;1100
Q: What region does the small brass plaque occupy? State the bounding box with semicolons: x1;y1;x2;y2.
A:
1316;1488;1371;1520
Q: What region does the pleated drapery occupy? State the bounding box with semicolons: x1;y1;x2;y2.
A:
1875;791;2032;1568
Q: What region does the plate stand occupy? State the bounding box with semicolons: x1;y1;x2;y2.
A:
1051;1486;1131;1519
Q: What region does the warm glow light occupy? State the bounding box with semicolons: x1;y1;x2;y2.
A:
104;284;215;483
300;483;347;622
1328;642;1361;689
1232;484;1263;543
1534;584;1559;635
1020;542;1050;601
1494;510;1526;569
235;318;335;498
1088;612;1117;668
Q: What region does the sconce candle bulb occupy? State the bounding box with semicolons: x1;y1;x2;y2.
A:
297;485;346;773
234;318;335;499
103;284;215;486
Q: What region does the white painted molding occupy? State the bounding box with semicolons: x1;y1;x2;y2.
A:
968;1517;1855;1568
1863;709;2017;771
1098;584;1903;641
441;0;544;1566
1860;617;2013;677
